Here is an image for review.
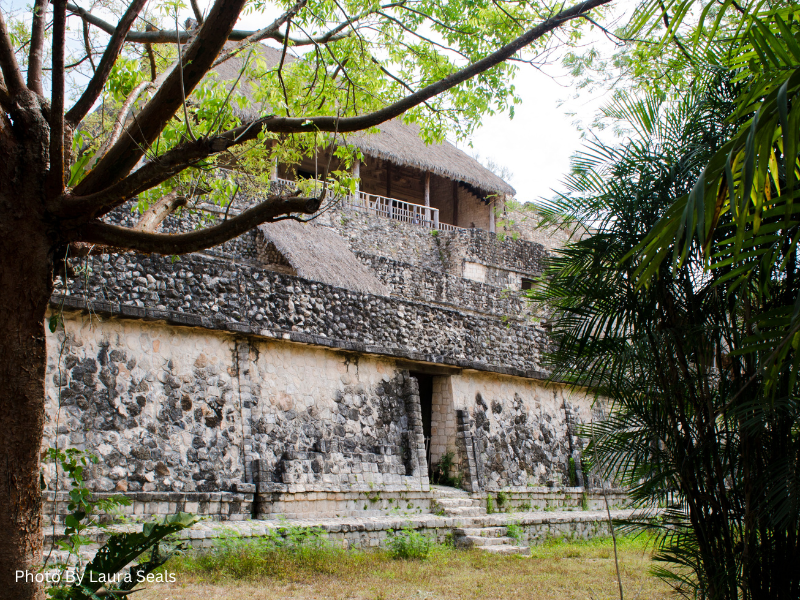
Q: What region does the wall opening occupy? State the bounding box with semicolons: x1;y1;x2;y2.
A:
410;372;433;474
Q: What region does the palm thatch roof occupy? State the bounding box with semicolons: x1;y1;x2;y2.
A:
257;221;388;295
214;45;515;197
348;119;515;197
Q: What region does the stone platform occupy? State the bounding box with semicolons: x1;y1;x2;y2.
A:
43;507;637;565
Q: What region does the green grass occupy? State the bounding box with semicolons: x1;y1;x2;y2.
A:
142;533;670;600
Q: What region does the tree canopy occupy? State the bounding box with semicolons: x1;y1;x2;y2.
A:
536;2;800;597
0;1;613;599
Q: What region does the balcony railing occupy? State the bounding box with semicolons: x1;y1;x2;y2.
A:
275;178;464;231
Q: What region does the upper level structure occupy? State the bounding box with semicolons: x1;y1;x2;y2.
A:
221;45;515;233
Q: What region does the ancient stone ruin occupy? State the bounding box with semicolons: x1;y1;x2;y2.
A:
43;113;615;548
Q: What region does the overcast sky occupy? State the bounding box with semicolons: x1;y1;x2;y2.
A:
461;66;609;204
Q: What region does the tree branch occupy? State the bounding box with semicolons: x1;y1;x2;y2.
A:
0;81;11;109
65;1;347;46
57;0;611;220
133;191;187;232
0;8;26;98
83;18;96;72
73;0;249;196
212;0;306;68
65;0;148;127
190;0;205;24
75;193;322;254
47;0;67;197
215;0;613;139
86;80;153;172
27;0;51;95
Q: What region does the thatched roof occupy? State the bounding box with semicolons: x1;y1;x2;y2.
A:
214;45;515;197
348;119;515;197
257;221;388;295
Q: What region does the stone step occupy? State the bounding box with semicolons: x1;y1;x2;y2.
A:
452;526;508;538
437;506;486;517
479;545;531;556
457;535;516;547
429;486;472;498
433;498;476;508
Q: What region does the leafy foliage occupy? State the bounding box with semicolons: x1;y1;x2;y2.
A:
43;449;131;570
536;76;800;599
43;448;198;599
387;524;435;559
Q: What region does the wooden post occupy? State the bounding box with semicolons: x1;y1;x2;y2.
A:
452;180;459;227
270;159;278;182
352;158;361;206
424;172;431;225
386;162;393;220
268;139;279;181
489;198;496;233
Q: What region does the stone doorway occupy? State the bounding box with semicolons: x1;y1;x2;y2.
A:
410;372;434;473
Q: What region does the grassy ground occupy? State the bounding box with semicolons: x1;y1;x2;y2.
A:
137;535;672;600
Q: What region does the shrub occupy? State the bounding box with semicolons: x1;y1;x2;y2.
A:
496;490;508;511
431;451;461;488
506;521;523;545
568;457;578;487
387;525;433;560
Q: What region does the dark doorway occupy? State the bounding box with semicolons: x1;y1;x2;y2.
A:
411;372;433;473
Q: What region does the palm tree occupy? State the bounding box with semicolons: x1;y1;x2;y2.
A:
535;76;800;599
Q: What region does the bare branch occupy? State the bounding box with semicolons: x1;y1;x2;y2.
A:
144;24;157;81
65;1;347;46
175;12;196;142
82;18;96;72
75;193;322;255
65;0;148;127
47;0;67;196
73;0;249;197
27;0;51;95
133;191;187;232
212;0;306;68
277;18;293;115
190;0;205;24
86;80;153;171
0;8;26;98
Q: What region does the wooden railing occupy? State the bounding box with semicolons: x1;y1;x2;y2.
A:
275;178;463;231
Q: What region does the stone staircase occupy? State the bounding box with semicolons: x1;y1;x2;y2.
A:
430;485;485;517
430;486;529;555
453;526;530;555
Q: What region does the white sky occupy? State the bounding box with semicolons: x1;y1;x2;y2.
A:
461;66;608;204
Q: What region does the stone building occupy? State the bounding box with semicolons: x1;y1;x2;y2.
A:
42;46;602;523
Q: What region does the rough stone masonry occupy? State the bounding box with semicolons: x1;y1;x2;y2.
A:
42;195;601;521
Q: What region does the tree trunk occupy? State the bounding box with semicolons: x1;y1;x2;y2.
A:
0;94;54;600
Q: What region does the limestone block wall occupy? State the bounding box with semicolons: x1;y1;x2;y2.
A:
454;186;491;230
354;252;526;319
317;206;547;280
43;314;429;501
444;373;596;491
240;340;427;492
429;376;457;469
316;208;449;272
500;207;579;252
43;314;245;495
